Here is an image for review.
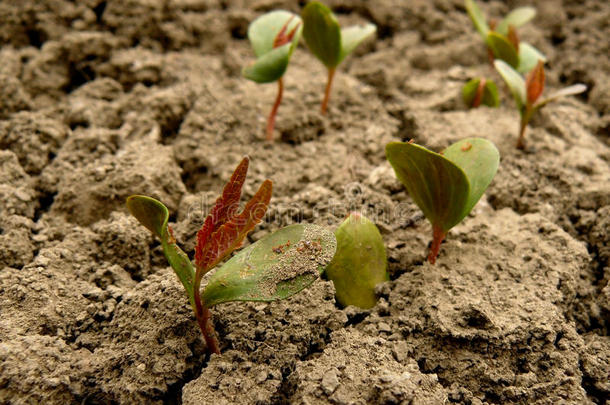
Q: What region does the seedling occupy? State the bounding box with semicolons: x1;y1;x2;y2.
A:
325;212;388;309
243;11;303;140
386;138;499;264
302;1;376;114
465;0;546;73
126;157;336;354
462;77;500;108
494;60;587;149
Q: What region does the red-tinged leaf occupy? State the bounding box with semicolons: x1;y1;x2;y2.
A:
197;180;272;272
526;60;545;104
507;25;519;52
195;157;249;266
472;78;486;108
273;16;300;48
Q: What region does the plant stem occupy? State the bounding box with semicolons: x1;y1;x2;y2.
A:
321;68;336;115
266;78;284;141
428;225;447;265
193;277;220;354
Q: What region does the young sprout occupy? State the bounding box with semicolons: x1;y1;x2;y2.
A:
126;157;336;354
302;1;376;114
494;60;587;149
386;138;499;264
325;212;388;309
462;77;500;108
243;11;303;140
465;0;546;73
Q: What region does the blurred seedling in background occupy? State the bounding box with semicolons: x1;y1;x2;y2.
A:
325;212;388;309
462;77;500;108
302;1;376;115
465;0;546;73
386;138;499;264
494;60;587;149
243;11;302;140
126;157;336;354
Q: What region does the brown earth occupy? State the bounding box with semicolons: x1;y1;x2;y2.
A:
0;0;608;404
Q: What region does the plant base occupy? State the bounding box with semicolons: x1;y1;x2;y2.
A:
428;226;447;264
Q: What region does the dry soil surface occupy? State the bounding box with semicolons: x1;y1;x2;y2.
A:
0;0;608;404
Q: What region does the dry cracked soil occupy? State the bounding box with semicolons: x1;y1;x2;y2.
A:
0;0;608;404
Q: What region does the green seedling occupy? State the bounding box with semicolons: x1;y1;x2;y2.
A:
465;0;546;73
302;1;376;114
494;60;587;149
386;138;499;264
126;157;336;354
243;11;303;140
462;77;500;108
325;212;388;309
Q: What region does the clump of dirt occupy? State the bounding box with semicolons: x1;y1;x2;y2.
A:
0;0;608;404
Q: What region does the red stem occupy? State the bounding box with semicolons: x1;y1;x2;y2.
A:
428;225;447;265
266;78;283;141
193;276;220;354
517;113;528;150
321;68;336;115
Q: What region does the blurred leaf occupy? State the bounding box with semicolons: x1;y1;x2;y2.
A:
442;138;500;218
302;1;341;68
386;142;470;232
535;84;587;110
526;60;545;104
244;11;302;83
202;224;337;307
465;0;490;39
494;59;526;110
126;195;196;308
496;7;536;35
339;24;376;63
486;32;519;68
518;42;546;73
325;213;388;309
481;79;500;107
462;78;499;108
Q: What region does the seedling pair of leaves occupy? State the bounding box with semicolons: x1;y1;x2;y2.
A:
494;60;587;149
462;77;499;108
325;212;388;309
466;0;546;74
126;157;336;354
242;3;376;139
386;138;499;264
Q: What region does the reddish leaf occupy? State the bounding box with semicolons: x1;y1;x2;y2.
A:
507;25;519;52
273;16;301;48
195;157;249;266
472;78;486;108
526;60;545;104
196;180;272;272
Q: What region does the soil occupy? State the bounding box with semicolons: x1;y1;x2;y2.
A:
0;0;608;404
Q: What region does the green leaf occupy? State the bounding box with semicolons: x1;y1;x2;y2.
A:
496;7;536;35
302;1;341;68
462;78;499;108
339;24;376;64
534;84;587;110
386;139;499;233
482;79;500;107
486;32;519;69
462;78;481;107
442;138;500;219
244;11;302;83
494;59;526;110
202;224;337;307
518;42;546;73
325;213;388;309
243;43;293;84
465;0;489;39
385;142;470;232
126;195;196;309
